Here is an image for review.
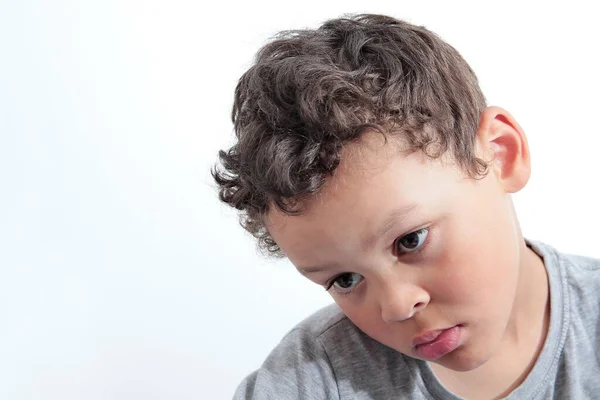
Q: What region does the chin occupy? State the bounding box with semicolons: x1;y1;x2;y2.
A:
435;347;490;372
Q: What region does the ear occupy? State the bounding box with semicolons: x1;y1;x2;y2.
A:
476;106;531;193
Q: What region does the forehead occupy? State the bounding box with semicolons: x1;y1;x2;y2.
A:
307;132;457;209
265;132;463;257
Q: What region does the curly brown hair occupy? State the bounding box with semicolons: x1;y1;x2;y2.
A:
213;14;488;256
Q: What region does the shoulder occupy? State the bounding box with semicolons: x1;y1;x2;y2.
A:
254;303;353;376
233;304;347;399
532;240;600;307
545;241;600;293
233;304;418;399
558;247;600;324
561;248;600;296
293;302;350;338
529;240;600;287
561;251;600;272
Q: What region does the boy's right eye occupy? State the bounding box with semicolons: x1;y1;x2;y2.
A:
327;272;363;294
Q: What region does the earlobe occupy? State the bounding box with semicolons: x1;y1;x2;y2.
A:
477;106;531;193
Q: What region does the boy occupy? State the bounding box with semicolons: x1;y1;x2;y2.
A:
213;14;600;399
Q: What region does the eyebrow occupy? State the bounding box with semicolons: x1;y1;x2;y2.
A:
298;265;332;276
366;204;419;247
298;204;419;276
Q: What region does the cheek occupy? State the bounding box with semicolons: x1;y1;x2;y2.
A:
335;299;391;342
431;225;520;308
440;188;521;294
335;299;375;331
334;297;415;354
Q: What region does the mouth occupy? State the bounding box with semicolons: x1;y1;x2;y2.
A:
413;325;463;360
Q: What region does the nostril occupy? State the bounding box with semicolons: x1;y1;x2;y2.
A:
414;301;426;311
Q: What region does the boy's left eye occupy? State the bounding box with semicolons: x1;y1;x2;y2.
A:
394;228;429;255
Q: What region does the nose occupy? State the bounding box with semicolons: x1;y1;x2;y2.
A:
379;281;430;323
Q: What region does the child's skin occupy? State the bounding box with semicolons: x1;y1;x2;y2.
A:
265;106;550;399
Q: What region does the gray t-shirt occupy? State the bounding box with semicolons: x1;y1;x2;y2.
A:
234;241;600;399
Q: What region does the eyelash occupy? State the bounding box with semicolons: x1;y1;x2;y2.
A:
325;226;432;296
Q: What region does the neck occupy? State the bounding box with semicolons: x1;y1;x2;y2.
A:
504;241;550;351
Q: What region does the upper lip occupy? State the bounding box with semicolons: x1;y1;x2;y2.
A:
412;326;454;347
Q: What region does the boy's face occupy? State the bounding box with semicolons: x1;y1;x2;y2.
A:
266;131;530;372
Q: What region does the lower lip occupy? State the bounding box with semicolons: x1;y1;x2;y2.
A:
415;325;462;360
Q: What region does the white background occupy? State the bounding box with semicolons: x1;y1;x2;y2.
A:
1;0;598;399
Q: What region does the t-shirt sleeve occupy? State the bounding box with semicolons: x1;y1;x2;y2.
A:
233;328;340;399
